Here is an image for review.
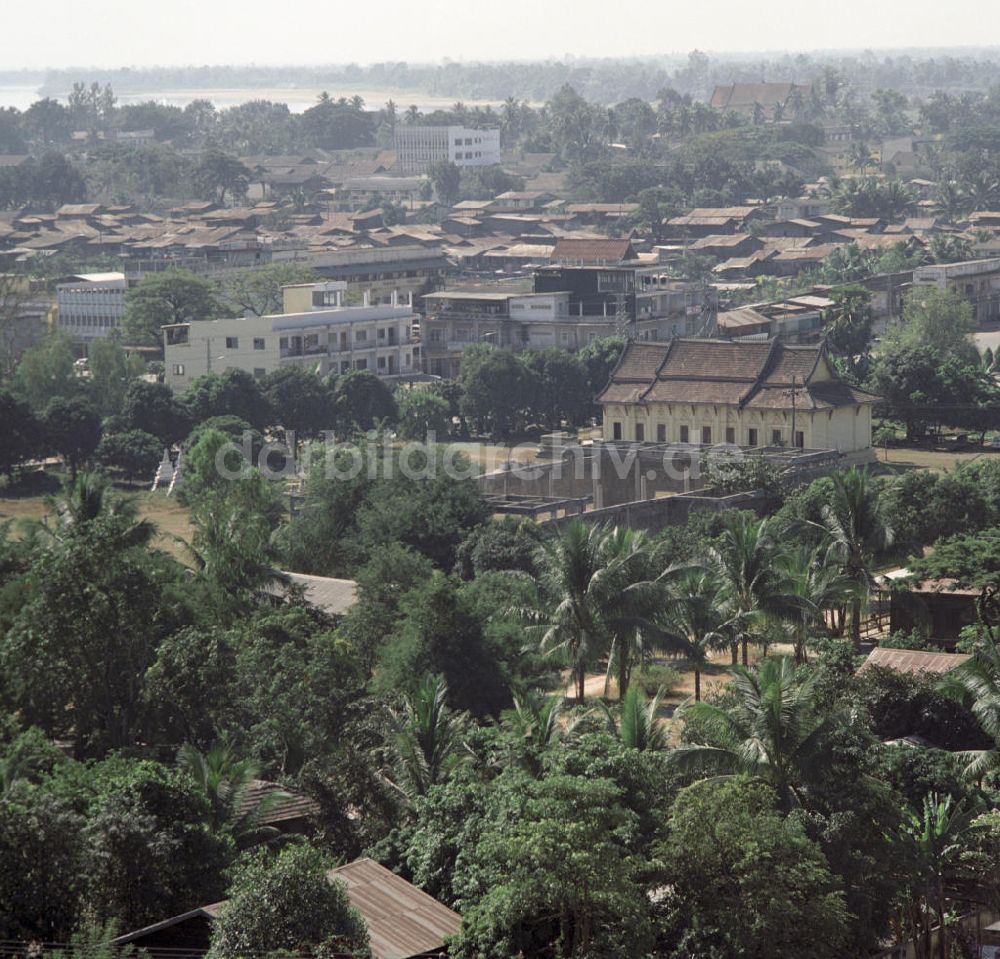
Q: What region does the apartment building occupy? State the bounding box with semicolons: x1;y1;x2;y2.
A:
55;272;127;344
163;282;419;392
912;257;1000;322
394;126;501;175
306;245;449;307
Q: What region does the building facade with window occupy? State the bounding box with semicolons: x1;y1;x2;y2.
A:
163;282;419;392
55;272;127;344
394;126;501;174
597;338;878;455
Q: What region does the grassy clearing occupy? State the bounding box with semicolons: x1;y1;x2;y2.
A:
0;480;193;559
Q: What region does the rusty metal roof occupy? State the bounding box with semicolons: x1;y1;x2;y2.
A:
859;647;971;676
329;859;461;959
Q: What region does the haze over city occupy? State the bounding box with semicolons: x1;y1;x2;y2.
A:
2;0;1000;67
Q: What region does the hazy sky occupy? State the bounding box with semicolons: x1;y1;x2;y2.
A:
2;0;1000;69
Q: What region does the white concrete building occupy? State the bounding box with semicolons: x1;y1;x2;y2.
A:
163;282;419;392
56;272;127;344
394;126;501;175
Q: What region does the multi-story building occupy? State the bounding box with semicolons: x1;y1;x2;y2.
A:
163;282;419;392
305;245;449;307
55;272;127;345
420;267;717;377
534;265;717;340
912;257;1000;322
421;290;574;378
394;126;501;175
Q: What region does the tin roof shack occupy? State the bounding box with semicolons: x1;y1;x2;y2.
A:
112;858;461;959
889;578;981;645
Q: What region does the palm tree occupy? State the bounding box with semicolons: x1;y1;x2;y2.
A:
775;544;858;663
603;527;688;699
41;471;155;547
939;638;1000;781
521;521;615;704
387;676;469;801
177;743;284;849
668;568;727;700
405;104;420;125
708;512;797;666
671;656;833;808
503;689;564;751
599;685;671;751
818;467;894;648
524;521;690;703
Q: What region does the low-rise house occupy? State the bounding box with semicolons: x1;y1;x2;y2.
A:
710;82;814;120
858;646;971;676
111;857;462;959
597;337;878;453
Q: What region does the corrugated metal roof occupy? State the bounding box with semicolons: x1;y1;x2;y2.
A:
331;858;461;959
859;647;971;676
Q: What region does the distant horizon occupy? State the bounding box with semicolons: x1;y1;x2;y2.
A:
4;44;1000;76
3;0;1000;71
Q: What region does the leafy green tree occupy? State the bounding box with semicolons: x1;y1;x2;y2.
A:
182;427;251;501
41;395;102;479
455;516;542;579
885;286;978;364
451;773;654;959
396;388;451;441
657;777;848;958
0;790;85;940
11;332;80;411
260;366;332;443
521;349;592;429
87;337;145;416
578;335;625;403
123;270;220;344
428;160;461;205
457;345;529;439
192;150;251;205
182;368;269;431
95;429;162;482
218;262;316;318
210;843;369;959
0;484;177;753
0;389;39;481
374;573;510;717
119;380;192;445
331;369;398;433
80;759;231;930
674;657;835;808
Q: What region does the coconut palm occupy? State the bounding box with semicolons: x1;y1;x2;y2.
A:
671;656;833;808
503;689;564;752
817;467;894;648
668;568;728;700
599;685;671;752
603;527;689;699
44;471;154;546
775;544;858;663
387;675;470;801
524;521;690;703
177;742;284;849
707;512;798;666
939;638;1000;780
